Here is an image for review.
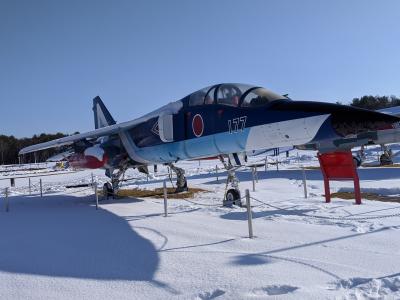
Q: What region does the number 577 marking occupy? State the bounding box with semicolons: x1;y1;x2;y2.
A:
228;116;247;134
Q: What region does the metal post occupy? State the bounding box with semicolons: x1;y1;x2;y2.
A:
5;187;9;212
216;165;219;183
91;173;94;189
245;189;253;238
265;157;268;172
276;159;279;171
302;167;308;198
28;177;31;195
95;183;99;210
40;178;43;197
163;180;168;217
255;166;258;183
252;167;256;192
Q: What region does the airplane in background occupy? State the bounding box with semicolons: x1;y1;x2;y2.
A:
19;83;400;204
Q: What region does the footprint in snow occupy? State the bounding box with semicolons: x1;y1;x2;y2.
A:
196;289;226;300
252;285;299;296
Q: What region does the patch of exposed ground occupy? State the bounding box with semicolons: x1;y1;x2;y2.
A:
116;187;209;199
331;192;400;203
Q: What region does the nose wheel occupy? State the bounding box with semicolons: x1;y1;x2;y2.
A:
219;155;243;207
225;188;241;207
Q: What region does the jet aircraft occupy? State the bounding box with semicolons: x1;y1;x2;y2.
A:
19;83;400;203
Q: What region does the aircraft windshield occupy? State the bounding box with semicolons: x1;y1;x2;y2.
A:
241;88;286;107
216;84;252;107
187;84;286;107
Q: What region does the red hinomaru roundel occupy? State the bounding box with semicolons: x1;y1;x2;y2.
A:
192;114;204;137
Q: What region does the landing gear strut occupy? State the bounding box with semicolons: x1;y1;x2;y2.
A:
103;162;129;199
219;155;242;207
168;163;188;193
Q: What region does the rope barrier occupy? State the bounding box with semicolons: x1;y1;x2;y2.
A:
249;196;400;221
180;197;222;207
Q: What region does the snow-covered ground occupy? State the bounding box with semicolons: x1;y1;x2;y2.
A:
1;148;400;299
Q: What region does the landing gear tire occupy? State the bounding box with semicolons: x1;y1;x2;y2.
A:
103;182;114;199
224;189;242;207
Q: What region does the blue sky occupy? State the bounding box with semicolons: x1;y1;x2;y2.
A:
1;0;399;137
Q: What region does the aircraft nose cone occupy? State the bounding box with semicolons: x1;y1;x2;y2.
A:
330;106;399;137
270;100;400;137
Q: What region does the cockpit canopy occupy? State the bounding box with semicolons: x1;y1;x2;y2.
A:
187;83;287;108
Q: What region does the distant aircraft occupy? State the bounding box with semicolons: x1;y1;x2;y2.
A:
19;83;400;203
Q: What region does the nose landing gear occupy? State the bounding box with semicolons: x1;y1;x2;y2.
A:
219;155;242;207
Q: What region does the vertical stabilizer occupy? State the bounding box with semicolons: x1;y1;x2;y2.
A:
93;96;116;129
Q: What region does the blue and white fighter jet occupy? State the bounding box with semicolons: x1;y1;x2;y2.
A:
19;83;400;202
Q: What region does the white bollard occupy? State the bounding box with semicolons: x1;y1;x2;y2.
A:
216;165;219;183
302;167;308;199
40;178;43;197
5;187;9;212
245;189;253;238
163;180;168;217
95;183;99;210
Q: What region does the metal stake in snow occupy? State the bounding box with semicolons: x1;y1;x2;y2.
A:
216;165;219;183
94;183;99;210
28;177;31;195
302;167;308;198
91;173;94;190
252;167;256;192
163;180;168;217
245;189;253;238
40;178;43;197
4;187;9;212
265;156;268;172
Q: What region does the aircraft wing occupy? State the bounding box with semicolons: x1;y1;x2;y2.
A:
377;106;400;118
19;101;183;155
19;124;122;155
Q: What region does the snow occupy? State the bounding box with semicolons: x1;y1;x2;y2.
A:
1;148;400;299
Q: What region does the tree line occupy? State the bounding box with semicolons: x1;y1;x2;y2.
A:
350;95;400;110
0;133;67;165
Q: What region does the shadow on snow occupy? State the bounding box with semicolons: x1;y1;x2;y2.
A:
0;194;159;282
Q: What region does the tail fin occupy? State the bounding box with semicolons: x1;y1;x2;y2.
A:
92;96;116;129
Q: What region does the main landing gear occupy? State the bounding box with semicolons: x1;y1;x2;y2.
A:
103;163;129;199
168;163;188;193
379;144;393;166
219;155;242;207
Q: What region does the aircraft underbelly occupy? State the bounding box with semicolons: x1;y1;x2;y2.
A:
246;114;330;150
